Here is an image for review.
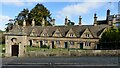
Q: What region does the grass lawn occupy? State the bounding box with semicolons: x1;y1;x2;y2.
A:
0;44;5;52
26;46;70;56
26;46;69;52
26;46;71;57
0;44;5;57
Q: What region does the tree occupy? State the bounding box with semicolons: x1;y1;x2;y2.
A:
14;3;52;26
28;3;52;26
68;20;75;26
5;19;14;32
98;28;120;50
15;8;29;25
5;3;52;30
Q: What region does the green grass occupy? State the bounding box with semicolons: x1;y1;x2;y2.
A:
26;46;69;53
0;44;5;52
0;44;5;58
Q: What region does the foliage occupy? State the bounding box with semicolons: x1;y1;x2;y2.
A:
5;22;14;32
68;20;75;26
98;28;120;50
16;8;29;26
28;4;52;26
0;31;5;44
41;45;50;49
15;3;52;26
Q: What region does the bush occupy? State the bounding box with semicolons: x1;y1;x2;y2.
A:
41;45;50;49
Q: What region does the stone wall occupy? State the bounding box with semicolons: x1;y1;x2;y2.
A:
27;37;99;49
25;50;119;57
5;35;27;57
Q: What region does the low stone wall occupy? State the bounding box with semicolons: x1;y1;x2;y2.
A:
70;50;119;57
25;50;120;57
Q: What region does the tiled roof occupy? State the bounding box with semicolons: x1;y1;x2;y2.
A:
6;25;110;38
97;20;107;24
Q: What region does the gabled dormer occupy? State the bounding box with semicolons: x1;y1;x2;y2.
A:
98;28;107;38
81;28;94;38
30;29;38;36
66;28;76;37
53;28;62;37
40;29;49;37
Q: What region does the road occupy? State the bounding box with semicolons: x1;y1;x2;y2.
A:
2;57;120;68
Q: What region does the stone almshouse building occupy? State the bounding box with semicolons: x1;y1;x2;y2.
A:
4;10;120;57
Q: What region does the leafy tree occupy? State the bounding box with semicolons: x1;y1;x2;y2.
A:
15;3;52;26
28;3;52;26
15;8;29;25
5;19;14;32
68;20;75;26
98;28;120;50
5;3;53;32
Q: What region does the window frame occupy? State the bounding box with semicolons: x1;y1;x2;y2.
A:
69;33;74;37
69;41;74;45
56;40;60;44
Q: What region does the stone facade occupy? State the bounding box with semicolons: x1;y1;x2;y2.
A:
5;35;27;57
4;9;120;57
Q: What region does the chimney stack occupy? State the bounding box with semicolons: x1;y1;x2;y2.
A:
112;14;116;27
51;19;55;26
107;9;110;18
23;19;26;27
94;13;97;26
42;18;45;27
65;16;68;26
106;9;110;22
15;21;19;26
79;16;82;26
32;19;35;27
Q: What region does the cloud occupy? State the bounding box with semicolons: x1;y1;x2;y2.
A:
0;15;11;22
1;0;35;6
58;2;105;16
0;15;12;31
55;2;107;25
1;0;118;6
98;16;106;20
1;0;24;6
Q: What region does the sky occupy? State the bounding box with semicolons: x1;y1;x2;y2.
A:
0;0;119;31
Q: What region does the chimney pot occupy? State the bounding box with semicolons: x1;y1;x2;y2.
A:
94;13;97;26
23;19;26;27
42;18;45;27
79;16;82;26
65;16;68;26
32;19;35;27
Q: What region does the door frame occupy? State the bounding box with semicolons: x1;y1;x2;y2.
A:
11;45;19;56
80;43;83;49
64;42;68;48
40;41;43;48
52;41;54;48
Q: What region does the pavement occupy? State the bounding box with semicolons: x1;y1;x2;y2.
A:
1;56;120;68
